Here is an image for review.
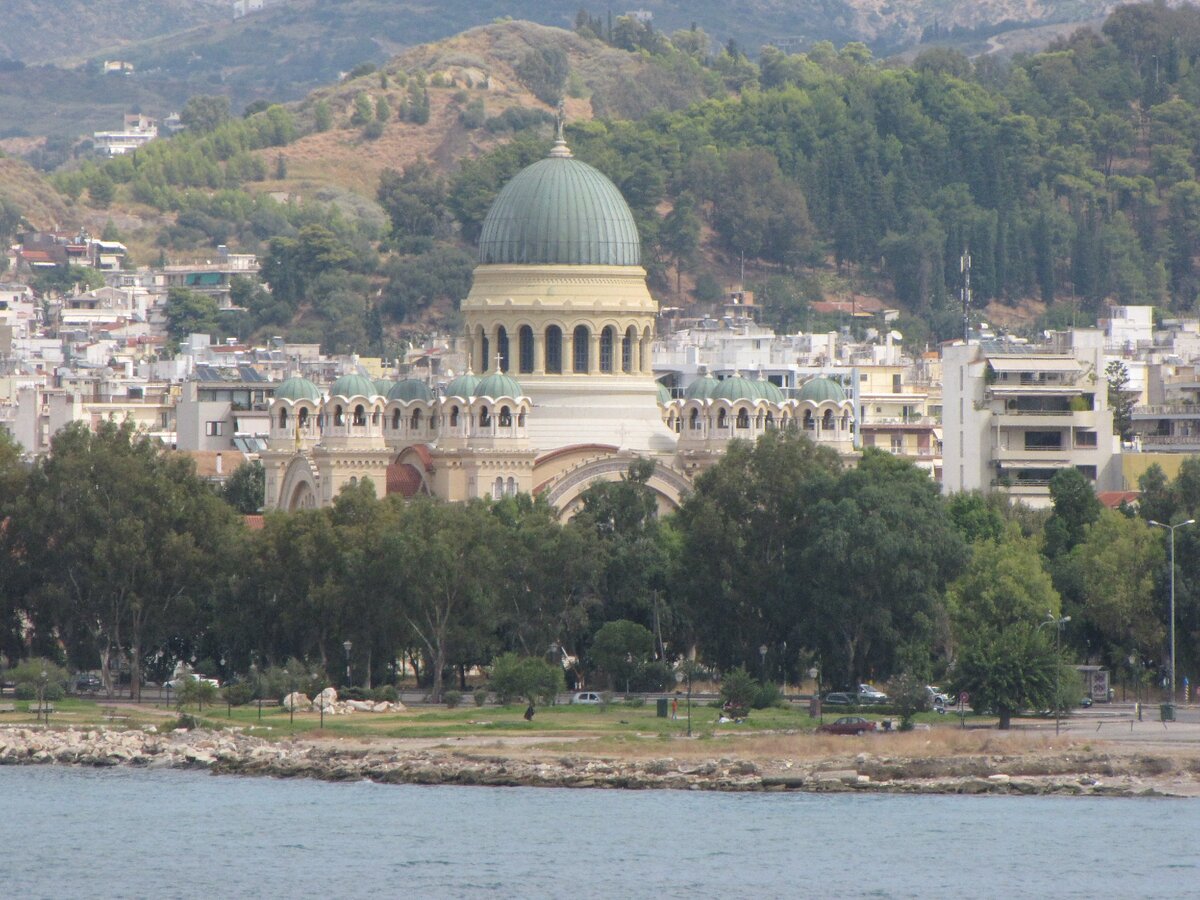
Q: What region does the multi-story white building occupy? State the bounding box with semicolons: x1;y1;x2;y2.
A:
942;329;1120;508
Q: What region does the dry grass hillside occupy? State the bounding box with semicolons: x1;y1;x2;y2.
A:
261;21;710;201
0;157;75;230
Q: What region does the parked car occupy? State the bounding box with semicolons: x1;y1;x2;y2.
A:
74;673;102;694
823;692;855;706
165;673;220;690
857;684;889;704
570;691;604;705
818;716;878;735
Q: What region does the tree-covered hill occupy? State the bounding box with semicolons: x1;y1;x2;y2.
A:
24;4;1200;352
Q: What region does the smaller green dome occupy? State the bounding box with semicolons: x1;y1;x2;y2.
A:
387;378;434;402
330;373;378;399
444;372;480;398
711;374;760;402
798;376;847;404
475;371;523;399
374;378;396;396
274;376;322;403
684;374;719;400
656;382;672;404
756;377;785;403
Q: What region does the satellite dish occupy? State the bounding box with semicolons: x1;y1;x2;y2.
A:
889;330;903;341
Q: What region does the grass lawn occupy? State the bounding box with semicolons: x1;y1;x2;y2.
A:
0;696;989;742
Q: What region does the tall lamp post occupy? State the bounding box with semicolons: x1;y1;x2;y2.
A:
759;644;768;684
674;668;692;737
1149;519;1194;708
343;640;353;688
1039;612;1071;735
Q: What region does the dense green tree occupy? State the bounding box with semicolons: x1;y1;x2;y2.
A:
515;46;570;105
221;460;265;514
377;160;447;249
948;531;1064;728
1043;467;1103;560
589;619;655;691
164;287;220;345
181;95;232;133
6;422;241;698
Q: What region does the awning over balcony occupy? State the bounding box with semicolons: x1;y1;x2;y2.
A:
987;356;1080;373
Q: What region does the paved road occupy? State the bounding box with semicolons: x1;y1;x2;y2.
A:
1030;702;1200;743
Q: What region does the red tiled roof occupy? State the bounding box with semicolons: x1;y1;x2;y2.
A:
1098;491;1139;509
243;515;265;530
386;462;424;497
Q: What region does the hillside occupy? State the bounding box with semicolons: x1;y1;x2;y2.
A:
0;157;75;230
0;1;226;64
268;21;716;198
0;1;1115;141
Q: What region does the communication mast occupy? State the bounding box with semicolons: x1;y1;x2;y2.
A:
960;246;972;342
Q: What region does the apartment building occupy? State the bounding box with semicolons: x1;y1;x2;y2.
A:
942;329;1120;508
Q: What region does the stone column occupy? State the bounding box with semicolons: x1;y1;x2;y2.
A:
564;328;575;375
533;329;545;375
589;330;601;375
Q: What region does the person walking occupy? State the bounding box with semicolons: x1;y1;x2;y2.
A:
671;696;679;720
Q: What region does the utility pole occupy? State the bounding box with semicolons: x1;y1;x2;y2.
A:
961;246;972;343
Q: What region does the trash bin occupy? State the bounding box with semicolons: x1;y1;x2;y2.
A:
1161;703;1176;722
656;697;669;718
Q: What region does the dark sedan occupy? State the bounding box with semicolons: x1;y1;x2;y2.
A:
817;716;878;735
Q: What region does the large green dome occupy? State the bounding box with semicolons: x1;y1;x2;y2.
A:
444;372;480;398
475;371;524;399
329;373;378;399
684;374;719;401
387;378;434;402
274;376;322;403
798;376;847;404
711;374;761;403
477;139;641;267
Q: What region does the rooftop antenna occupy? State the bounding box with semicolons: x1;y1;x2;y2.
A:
960;245;971;343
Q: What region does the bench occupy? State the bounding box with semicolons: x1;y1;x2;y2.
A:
101;706;129;721
0;703;15;713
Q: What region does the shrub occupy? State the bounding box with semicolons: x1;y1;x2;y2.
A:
623;695;645;708
631;660;673;692
443;690;462;709
44;682;65;702
719;667;757;715
340;686;371;701
752;681;783;709
473;688;489;707
371;685;398;703
599;691;614;708
362;120;384;140
14;682;35;700
223;683;254;707
489;653;564;705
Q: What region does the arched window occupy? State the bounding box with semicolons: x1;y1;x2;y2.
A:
391;409;401;430
599;326;615;373
756;411;764;428
353;404;366;426
481;334;490;372
348;476;358;487
690;408;700;430
506;477;516;496
737;409;750;429
479;406;490;426
573;325;589;373
499;406;512;426
334;405;344;426
822;409;834;431
717;409;727;429
545;325;563;374
803;410;814;431
411;408;422;430
278;407;288;429
449;406;459;427
298;408;309;429
518;326;534;374
623;326;636;373
765;411;775;429
517;410;526;427
493;477;504;500
497;326;510;373
842;413;850;432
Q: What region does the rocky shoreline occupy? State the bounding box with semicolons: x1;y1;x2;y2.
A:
3;724;1199;797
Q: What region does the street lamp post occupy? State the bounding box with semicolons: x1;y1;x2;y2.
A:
759;644;768;684
284;668;293;728
674;668;692;737
1149;519;1194;708
1039;612;1071;735
343;640;353;687
38;669;47;725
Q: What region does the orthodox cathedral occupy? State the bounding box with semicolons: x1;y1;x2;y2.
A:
261;132;855;515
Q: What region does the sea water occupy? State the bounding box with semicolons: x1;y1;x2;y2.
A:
2;766;1197;899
